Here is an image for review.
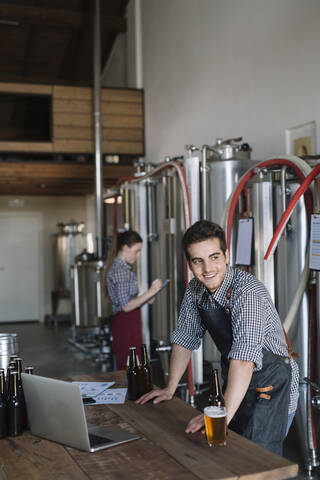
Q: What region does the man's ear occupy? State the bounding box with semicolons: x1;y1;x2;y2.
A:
225;249;230;264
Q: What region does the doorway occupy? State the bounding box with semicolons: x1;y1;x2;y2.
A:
0;212;42;322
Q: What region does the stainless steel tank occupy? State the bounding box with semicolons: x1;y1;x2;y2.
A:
204;137;253;230
0;333;18;370
70;250;111;328
119;177;150;347
146;168;186;344
201;138;255;365
53;221;85;293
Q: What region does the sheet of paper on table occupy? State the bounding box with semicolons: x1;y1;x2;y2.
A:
72;381;127;404
93;388;127;404
73;381;115;397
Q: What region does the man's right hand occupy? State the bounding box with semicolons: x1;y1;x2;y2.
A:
136;388;173;405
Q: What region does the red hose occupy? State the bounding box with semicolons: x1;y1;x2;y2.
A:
264;163;320;259
226;158;308;250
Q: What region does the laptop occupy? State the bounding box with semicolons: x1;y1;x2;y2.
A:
21;373;140;452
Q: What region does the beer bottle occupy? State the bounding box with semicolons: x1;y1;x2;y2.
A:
127;347;140;401
9;354;18;363
208;369;225;407
0;369;7;438
6;365;15;400
25;366;34;374
14;358;27;429
8;371;23;436
140;344;153;395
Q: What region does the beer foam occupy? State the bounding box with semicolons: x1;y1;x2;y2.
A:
204;406;226;418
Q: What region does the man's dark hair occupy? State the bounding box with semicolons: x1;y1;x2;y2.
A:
182;220;227;261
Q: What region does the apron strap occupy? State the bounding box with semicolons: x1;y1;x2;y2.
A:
225;286;232;314
282;326;299;358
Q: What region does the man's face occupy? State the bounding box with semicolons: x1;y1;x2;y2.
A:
187;238;229;293
123;242;142;265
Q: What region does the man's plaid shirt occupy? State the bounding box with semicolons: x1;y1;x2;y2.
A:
172;266;299;414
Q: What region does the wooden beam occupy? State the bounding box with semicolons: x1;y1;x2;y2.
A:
0;4;126;32
0;162;135;181
0;142;53;152
0;162;135;195
0;82;52;94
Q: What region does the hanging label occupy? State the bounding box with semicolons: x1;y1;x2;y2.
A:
309;214;320;270
235;218;253;266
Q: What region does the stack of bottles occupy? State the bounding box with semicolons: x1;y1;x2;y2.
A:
127;344;153;401
0;354;34;438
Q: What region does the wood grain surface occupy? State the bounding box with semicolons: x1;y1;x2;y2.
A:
0;371;298;480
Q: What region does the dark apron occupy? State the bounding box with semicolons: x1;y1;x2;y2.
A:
111;309;142;371
199;293;291;456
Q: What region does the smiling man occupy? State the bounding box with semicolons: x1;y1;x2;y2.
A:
137;220;299;456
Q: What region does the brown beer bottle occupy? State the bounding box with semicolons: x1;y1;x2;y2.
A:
127;347;140;400
6;365;15;400
14;358;27;429
0;369;7;438
8;371;23;436
208;369;225;407
25;366;34;374
140;344;153;395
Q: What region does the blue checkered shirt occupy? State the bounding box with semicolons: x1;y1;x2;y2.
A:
171;266;299;415
106;257;139;314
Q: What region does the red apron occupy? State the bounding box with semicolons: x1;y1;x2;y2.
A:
111;309;142;370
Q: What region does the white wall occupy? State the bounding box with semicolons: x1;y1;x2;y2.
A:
140;0;320;162
0;196;86;320
101;33;128;88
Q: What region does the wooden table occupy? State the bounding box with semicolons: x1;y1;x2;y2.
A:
0;371;298;480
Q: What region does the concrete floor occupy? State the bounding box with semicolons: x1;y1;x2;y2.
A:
1;321;319;480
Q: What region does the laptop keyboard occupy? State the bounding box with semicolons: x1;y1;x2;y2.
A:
89;433;113;447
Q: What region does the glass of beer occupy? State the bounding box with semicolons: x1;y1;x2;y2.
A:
204;405;227;447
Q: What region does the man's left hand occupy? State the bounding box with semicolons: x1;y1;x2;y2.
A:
185;413;205;433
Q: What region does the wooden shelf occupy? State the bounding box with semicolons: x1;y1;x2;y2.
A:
0;82;144;155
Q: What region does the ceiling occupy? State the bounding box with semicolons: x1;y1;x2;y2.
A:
0;0;129;86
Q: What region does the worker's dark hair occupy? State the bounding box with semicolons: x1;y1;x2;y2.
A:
116;230;143;253
104;229;143;275
182;220;227;262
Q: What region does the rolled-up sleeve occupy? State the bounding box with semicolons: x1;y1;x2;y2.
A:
228;291;266;371
171;286;205;350
106;259;139;313
108;270;132;309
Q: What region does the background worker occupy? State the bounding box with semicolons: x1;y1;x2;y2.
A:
106;230;162;370
137;220;299;455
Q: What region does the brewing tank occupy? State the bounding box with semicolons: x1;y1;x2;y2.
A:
53;221;85;293
201;139;255;365
70;250;111;328
0;333;18;370
204;138;253;227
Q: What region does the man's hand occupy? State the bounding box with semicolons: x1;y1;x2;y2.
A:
185;413;205;433
136;388;173;405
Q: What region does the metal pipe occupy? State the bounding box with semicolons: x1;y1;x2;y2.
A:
201;146;207;219
280;166;287;214
93;0;103;259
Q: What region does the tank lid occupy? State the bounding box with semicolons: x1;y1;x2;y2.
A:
75;249;97;263
57;221;85;234
210;137;251;160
